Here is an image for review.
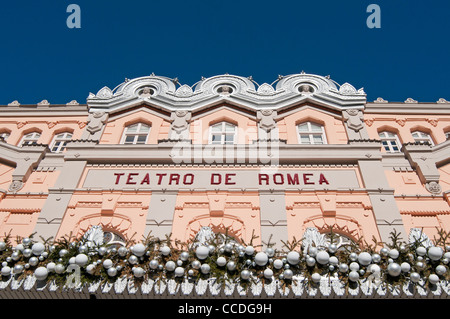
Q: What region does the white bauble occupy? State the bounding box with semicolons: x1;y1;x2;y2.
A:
358;252;372;266
306;257;316;267
339;263;349;273
191;260;201;269
286;251;300;265
86;264;95;275
165;261;176;271
13;264;24;274
328;244;338;254
428;247;443;261
195;246;210;260
388;249;399;259
308;247;318;257
133;243;146;257
0;242;6;251
283;269;293;280
265;248;275;257
254;252;268;266
11;252;20;261
227;261;236;271
103;259;113;269
149;259;159;270
368;264;381;274
410;272;421;283
329;256;339;266
380;248;389;256
107;267;117;277
23;248;32;258
160;246;171;256
118;246;128;257
34;267;48;280
372;254;381;263
263;268;273;279
348;271;359;282
1;266;11;276
175;267;185;277
428;274;440;285
349;262;360;272
241;269;251;280
245;246;255;255
97;247;107;256
128;255;138;265
15;244;24;252
444;252;450;260
46;262;56;272
59;249;68;257
316;251;330;265
216;256;227;267
75;254;89;267
180;251;189;261
311;273;321;283
273;259;284;270
436;265;447;276
224;243;233;253
349;252;358;261
201;264;210;275
133;267;145;278
416;246;427;256
32;243;45;256
29;257;39;266
401;262;411;273
387;263;401;277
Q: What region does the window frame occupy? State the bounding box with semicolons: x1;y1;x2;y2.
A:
50;132;73;153
208;121;237;145
411;131;434;146
379;131;402;153
120;122;151;145
296;121;327;145
19;131;41;146
0;132;10;142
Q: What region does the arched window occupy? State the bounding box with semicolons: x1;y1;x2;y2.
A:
379;131;401;153
121;123;150;145
412;131;434;146
297;121;327;144
20;131;41;146
50;132;73;153
209;121;237;145
445;131;450;141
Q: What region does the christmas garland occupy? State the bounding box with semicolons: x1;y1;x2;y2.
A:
0;229;449;295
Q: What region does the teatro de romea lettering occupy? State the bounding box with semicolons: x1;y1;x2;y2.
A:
0;72;449;251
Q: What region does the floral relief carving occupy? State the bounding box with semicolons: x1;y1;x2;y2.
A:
426;118;438;127
395;118;407;127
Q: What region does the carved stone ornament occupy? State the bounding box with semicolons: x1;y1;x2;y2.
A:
437;98;449;104
257;83;275;95
257;109;277;133
425;181;442;195
301;227;328;253
37;100;50;106
426;118;439;127
8;100;20;106
169;110;191;139
8;180;24;193
374;97;388;103
343;109;364;132
339;83;357;95
96;86;113;99
364;118;374;127
139;86;154;98
193;226;216;247
66;100;80;106
408;228;433;248
395;118;407;127
86;111;108;134
175;85;193;97
82;225;104;247
404;98;418;103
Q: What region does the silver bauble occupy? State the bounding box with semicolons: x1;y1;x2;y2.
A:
177;260;183;266
29;256;39;266
98;247;107;256
263;268;273;279
349;252;358;261
0;242;6;251
59;249;68;257
128;255;138;265
372;254;381;263
444;252;450;260
348;271;360;282
180;251;189;261
410;272;421;283
358;252;372;266
201;264;211;274
208;245;216;254
273;259;284;269
195;246;210;260
55;264;65;274
133;267;145;278
265;248;275;257
227;261;236;271
78;245;87;254
329;256;339;265
15;244;24;252
216;257;227;267
308;247;318;257
328;244;338;254
22;238;31;246
380;247;389;256
11;251;20;261
387;263;401;277
191;260;201;269
283;269;293;280
254;252;269;266
23;248;32;258
160;246;171;256
241;269;251;280
428;274;440;285
349;262;360;272
32;243;45;256
188;269;194;276
416;246;427;256
428;247;443;261
435;265;447;276
118;246;128;257
368;264;381;274
46;262;56;273
132;243;146;257
306;257;316;267
416;261;425;269
165;261;176;271
286;251;300;265
149;259;159;270
245;246;255;255
316;251;330;265
107;267;117;277
311;273;321;283
34;267;48;280
401;262;411;273
86;264;95;275
103;259;113;269
224;243;233;253
75;254;89;267
339;263;349;273
442;258;449;265
175;266;185;277
388;249;399;259
1;266;11;276
13;264;24;274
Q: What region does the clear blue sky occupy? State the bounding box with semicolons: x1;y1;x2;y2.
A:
0;0;449;104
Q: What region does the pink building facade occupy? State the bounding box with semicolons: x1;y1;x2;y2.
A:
0;73;449;250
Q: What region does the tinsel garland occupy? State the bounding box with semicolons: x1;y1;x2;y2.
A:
0;229;449;294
